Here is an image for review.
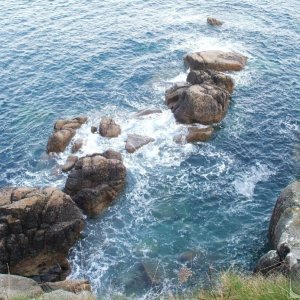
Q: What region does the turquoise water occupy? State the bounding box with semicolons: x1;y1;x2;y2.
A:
0;0;299;298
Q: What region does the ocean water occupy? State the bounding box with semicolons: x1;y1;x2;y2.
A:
0;0;299;298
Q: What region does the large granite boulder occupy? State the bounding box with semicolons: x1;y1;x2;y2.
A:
184;50;247;72
47;117;87;154
64;153;126;216
165;83;230;125
187;70;234;94
0;187;84;282
255;181;300;275
99;117;121;138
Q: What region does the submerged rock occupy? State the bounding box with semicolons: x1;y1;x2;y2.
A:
47;117;87;154
184;50;247;72
133;108;162;118
99;117;121;138
165;83;230;125
139;260;164;287
187;70;234;94
64;153;126;216
0;187;84;281
125;134;155;153
62;155;78;172
207;17;223;26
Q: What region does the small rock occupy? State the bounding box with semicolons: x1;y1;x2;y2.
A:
99;117;121;138
125;134;155;153
178;250;200;263
47;117;87;154
134;108;162;118
186;126;214;143
207;17;223;26
254;250;282;275
71;139;83;153
91;126;97;134
184;50;247;72
62;155;78;172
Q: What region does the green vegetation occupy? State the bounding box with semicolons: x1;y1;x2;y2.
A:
175;272;290;300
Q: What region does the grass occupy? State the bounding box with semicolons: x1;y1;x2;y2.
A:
174;272;290;300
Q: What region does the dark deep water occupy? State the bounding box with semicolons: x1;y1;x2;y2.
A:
0;0;299;298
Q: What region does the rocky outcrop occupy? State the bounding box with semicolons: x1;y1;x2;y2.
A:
0;274;44;299
187;70;234;94
133;108;162;118
0;187;84;282
165;83;230;125
207;17;223;26
255;181;300;275
0;275;95;300
41;279;91;293
62;155;78;172
184;50;247;72
125;134;155;153
100;149;123;161
47;117;87;154
64;153;126;216
99;117;121;138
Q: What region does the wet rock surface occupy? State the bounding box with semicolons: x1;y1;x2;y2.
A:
125;134;155;153
62;155;78;172
0;187;84;282
47;117;87;154
133;108;162;118
64;153;126;216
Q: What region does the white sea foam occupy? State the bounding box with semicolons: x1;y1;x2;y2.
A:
233;163;275;198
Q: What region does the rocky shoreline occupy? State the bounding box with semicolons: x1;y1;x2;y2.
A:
1;15;297;299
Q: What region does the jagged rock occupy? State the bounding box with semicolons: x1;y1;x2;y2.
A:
0;274;44;299
47;117;87;154
99;117;121;138
133;108;162;118
71;139;83;153
184;50;247;72
125;134;155;153
207;17;223;26
165;83;230;125
91;126;97;134
186;126;214;143
0;187;84;281
100;149;123;161
187;70;234;94
62;155;78;172
41;279;91;293
64;153;126;216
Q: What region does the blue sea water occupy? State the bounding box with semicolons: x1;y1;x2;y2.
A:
0;0;299;298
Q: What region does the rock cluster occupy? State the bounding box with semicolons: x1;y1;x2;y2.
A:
47;117;87;153
165;50;247;141
64;152;126;216
0;187;84;281
255;181;300;275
